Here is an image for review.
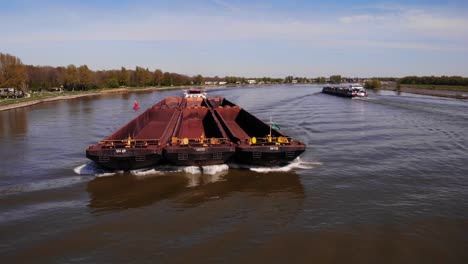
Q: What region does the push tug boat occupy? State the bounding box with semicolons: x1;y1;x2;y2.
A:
86;89;305;170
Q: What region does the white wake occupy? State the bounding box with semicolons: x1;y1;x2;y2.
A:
239;157;321;173
73;162;230;178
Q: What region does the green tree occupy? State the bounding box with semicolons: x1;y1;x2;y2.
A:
0;53;27;92
118;67;129;86
193;74;204;85
154;69;163;86
64;64;79;91
364;79;382;89
163;72;172;86
316;77;326;83
134;67;151;86
78;65;93;90
330;75;342;84
107;78;119;88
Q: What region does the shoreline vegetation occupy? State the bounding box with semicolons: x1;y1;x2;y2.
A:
0;84;272;112
381;83;468;99
1;52;467;111
0;85;200;112
2;82;467;112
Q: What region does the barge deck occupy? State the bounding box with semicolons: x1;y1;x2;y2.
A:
209;97;306;166
87;90;306;170
86;97;182;170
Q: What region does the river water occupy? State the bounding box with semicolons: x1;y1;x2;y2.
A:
1;85;468;263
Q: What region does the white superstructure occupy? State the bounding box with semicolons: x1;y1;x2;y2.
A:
184;89;207;99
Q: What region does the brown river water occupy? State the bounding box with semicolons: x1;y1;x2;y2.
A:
1;85;468;263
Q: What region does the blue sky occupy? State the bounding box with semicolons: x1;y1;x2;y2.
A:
1;0;468;77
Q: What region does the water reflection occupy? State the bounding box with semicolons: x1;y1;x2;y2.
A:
87;170;304;213
121;92;130;100
0;108;28;138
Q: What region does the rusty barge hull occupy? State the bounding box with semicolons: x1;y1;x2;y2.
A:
87;93;306;170
163;98;235;166
164;145;235;166
86;149;163;170
234;145;306;166
208;97;306;166
86;97;182;170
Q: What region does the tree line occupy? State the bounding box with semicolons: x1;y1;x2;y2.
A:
25;64;201;91
5;52;467;94
399;76;468;86
0;52;290;93
0;53;357;94
0;53;27;90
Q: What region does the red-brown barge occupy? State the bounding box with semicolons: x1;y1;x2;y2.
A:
208;97;306;166
86;90;305;170
86;97;182;170
163;96;235;166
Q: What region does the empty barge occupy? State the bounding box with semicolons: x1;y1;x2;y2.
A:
164;96;235;166
86;97;182;170
87;90;305;170
208;97;306;166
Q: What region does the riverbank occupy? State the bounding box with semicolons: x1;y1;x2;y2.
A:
381;84;468;99
0;83;290;112
0;85;205;112
4;83;466;112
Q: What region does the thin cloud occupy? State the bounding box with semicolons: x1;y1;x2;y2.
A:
211;0;241;12
1;3;467;52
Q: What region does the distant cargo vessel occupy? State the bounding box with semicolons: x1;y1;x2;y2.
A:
86;90;305;170
322;84;368;98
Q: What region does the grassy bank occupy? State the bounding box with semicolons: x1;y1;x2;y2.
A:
383;83;468;92
0;85;202;111
380;83;468;99
1;83;283;111
0;85;196;108
1;90;88;106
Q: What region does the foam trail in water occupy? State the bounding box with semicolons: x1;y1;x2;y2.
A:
185;174;201;187
202;164;229;175
184;166;202;174
96;172;119;178
180;165;229;187
0;177;85;196
248;157;321;173
130;169;164;177
129;168;177;180
74;163;97;175
73;162;117;177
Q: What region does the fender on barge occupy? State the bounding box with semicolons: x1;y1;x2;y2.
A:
86;97;182;170
208;97;306;166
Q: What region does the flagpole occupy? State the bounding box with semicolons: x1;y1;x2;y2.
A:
269;116;272;137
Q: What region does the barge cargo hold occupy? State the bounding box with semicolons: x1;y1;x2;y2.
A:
208;97;306;166
86;97;182;170
164;97;235;166
86;90;306;170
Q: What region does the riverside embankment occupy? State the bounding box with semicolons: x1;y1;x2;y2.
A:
380;84;468;99
0;86;191;112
